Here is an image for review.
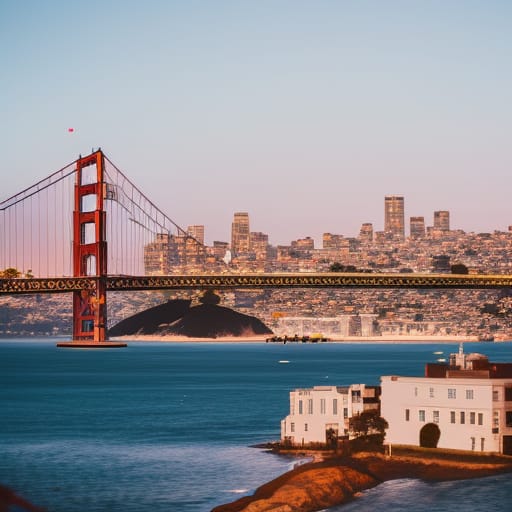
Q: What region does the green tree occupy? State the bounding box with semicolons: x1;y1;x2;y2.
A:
199;289;221;305
1;268;21;278
349;410;388;438
325;428;338;449
451;263;469;274
349;410;388;452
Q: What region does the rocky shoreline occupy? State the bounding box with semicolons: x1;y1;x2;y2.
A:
211;450;512;512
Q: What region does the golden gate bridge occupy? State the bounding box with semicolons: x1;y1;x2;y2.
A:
1;150;512;346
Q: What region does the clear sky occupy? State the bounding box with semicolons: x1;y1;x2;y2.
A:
1;0;511;246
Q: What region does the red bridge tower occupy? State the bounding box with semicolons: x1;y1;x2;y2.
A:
72;151;107;342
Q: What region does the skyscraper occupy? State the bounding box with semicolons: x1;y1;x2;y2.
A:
231;212;250;255
434;211;450;231
384;195;405;238
410;217;425;239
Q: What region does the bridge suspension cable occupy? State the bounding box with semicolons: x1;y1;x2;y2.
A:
103;155;205;276
0;151;206;279
0;161;76;277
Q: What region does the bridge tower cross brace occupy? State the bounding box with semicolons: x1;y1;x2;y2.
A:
72;151;108;342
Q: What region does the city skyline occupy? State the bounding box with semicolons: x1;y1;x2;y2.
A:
182;201;485;250
2;1;512;246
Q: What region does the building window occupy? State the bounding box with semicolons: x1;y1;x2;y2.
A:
493;390;499;402
290;422;295;433
405;409;410;421
343;408;348;419
320;398;326;414
505;387;512;402
493;411;499;433
506;411;512;427
304;423;308;432
466;389;474;400
471;437;476;451
478;413;483;426
419;410;425;422
470;412;476;425
433;410;440;423
308;399;313;415
460;411;465;424
333;399;338;415
450;411;456;424
298;400;303;415
448;388;456;399
429;387;434;398
481;438;485;451
414;387;418;397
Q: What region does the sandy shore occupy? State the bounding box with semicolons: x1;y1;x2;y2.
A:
110;334;499;343
111;334;270;342
211;449;512;512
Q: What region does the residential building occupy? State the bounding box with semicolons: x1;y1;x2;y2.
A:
187;225;204;245
281;384;380;446
144;233;171;275
381;345;512;454
384;195;405;239
359;223;373;242
323;233;345;249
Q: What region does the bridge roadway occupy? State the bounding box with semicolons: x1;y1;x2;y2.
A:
3;272;512;294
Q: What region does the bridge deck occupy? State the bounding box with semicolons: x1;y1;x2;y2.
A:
2;273;512;294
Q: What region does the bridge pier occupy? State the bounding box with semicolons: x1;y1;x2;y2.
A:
56;341;127;348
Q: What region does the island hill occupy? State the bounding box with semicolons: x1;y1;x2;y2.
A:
108;291;272;339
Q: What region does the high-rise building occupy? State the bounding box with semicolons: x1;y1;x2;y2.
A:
434;211;450;231
187;225;204;244
384;196;405;238
231;212;250;255
410;217;425;239
359;223;373;242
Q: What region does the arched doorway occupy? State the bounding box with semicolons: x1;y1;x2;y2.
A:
419;423;441;448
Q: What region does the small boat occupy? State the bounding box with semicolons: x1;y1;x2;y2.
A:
278;360;290;364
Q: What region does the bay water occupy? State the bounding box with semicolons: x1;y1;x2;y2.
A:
1;340;511;511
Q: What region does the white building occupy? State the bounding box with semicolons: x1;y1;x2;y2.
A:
281;384;380;447
381;345;512;454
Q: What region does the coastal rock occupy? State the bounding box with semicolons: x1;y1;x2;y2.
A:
212;452;512;512
211;461;378;512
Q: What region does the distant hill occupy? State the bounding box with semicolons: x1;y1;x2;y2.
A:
108;299;191;336
108;299;272;338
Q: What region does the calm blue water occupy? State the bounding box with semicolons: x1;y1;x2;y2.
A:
1;340;512;511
